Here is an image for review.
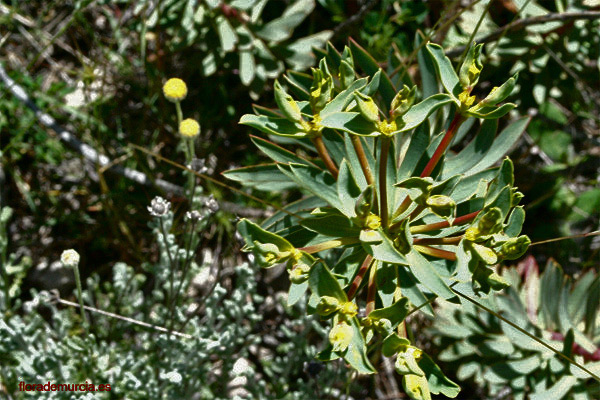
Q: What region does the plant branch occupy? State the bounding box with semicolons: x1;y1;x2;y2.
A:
50;291;192;339
379;137;391;228
312;135;339;179
446;11;600;57
365;259;378;315
350;134;375;186
530;230;600;246
420;114;465;178
413;236;463;245
347;255;373;300
414;245;457;261
453;288;600;382
410;210;480;234
298;237;360;254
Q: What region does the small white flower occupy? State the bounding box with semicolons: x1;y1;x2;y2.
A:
187;158;209;174
60;249;80;267
148;196;171;217
185;210;203;221
204;195;219;213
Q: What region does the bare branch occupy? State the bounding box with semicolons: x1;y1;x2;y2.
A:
446;11;600;57
0;64;272;218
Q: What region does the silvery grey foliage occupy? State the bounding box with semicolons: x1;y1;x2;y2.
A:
0;205;351;399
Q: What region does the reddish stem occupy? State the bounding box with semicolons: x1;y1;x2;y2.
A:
312;136;339;179
347;255;373;300
410;210;480;234
413;245;457;261
366;260;377;315
413;236;463;245
420;114;465;178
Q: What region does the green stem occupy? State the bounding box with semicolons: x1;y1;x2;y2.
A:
312;135;339;179
413;245;457;261
347;255;373;300
159;218;177;308
298;237;360;254
420;114;465;178
410;210;479;234
72;263;89;329
379;137;391;228
175;101;183;125
186;138;195;197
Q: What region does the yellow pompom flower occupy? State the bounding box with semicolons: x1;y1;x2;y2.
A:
163;78;188;102
179;118;200;138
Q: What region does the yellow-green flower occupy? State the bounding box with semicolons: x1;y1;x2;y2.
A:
163;78;188;102
340;301;358;318
179;118;200;138
329;322;353;352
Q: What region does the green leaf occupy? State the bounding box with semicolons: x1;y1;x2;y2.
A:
237;219;295;253
343;318;377;373
256;0;314;41
240;114;306;137
467;117;530;176
223;164;297;191
239;51;255;85
337;159;362;218
406;250;456;300
416;33;438;98
300;214;360;238
285;31;332;70
505;206;525;237
397;124;430;180
288;280;308;306
465;103;516;119
361;229;408;264
369;297;410;329
343;134;370;189
309;260;347;301
382;333;411;357
398;267;434;316
320;78;369;116
442;119;498;178
262;196;324;231
333;247;366;285
320;112;378;136
449;168;498;203
216;15;237;52
419;353;461;398
251;135;316;167
321;129;346;166
426;43;460;98
528;376;578;400
349;38;397;108
568;270;597;325
282;163;343;210
397;94;454;133
485;185;512;219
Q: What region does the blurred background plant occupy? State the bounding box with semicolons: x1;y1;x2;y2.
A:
0;0;598;398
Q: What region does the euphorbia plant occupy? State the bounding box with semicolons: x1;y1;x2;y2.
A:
226;41;531;399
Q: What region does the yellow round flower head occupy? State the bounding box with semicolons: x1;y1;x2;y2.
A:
163;78;187;102
179;118;200;138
